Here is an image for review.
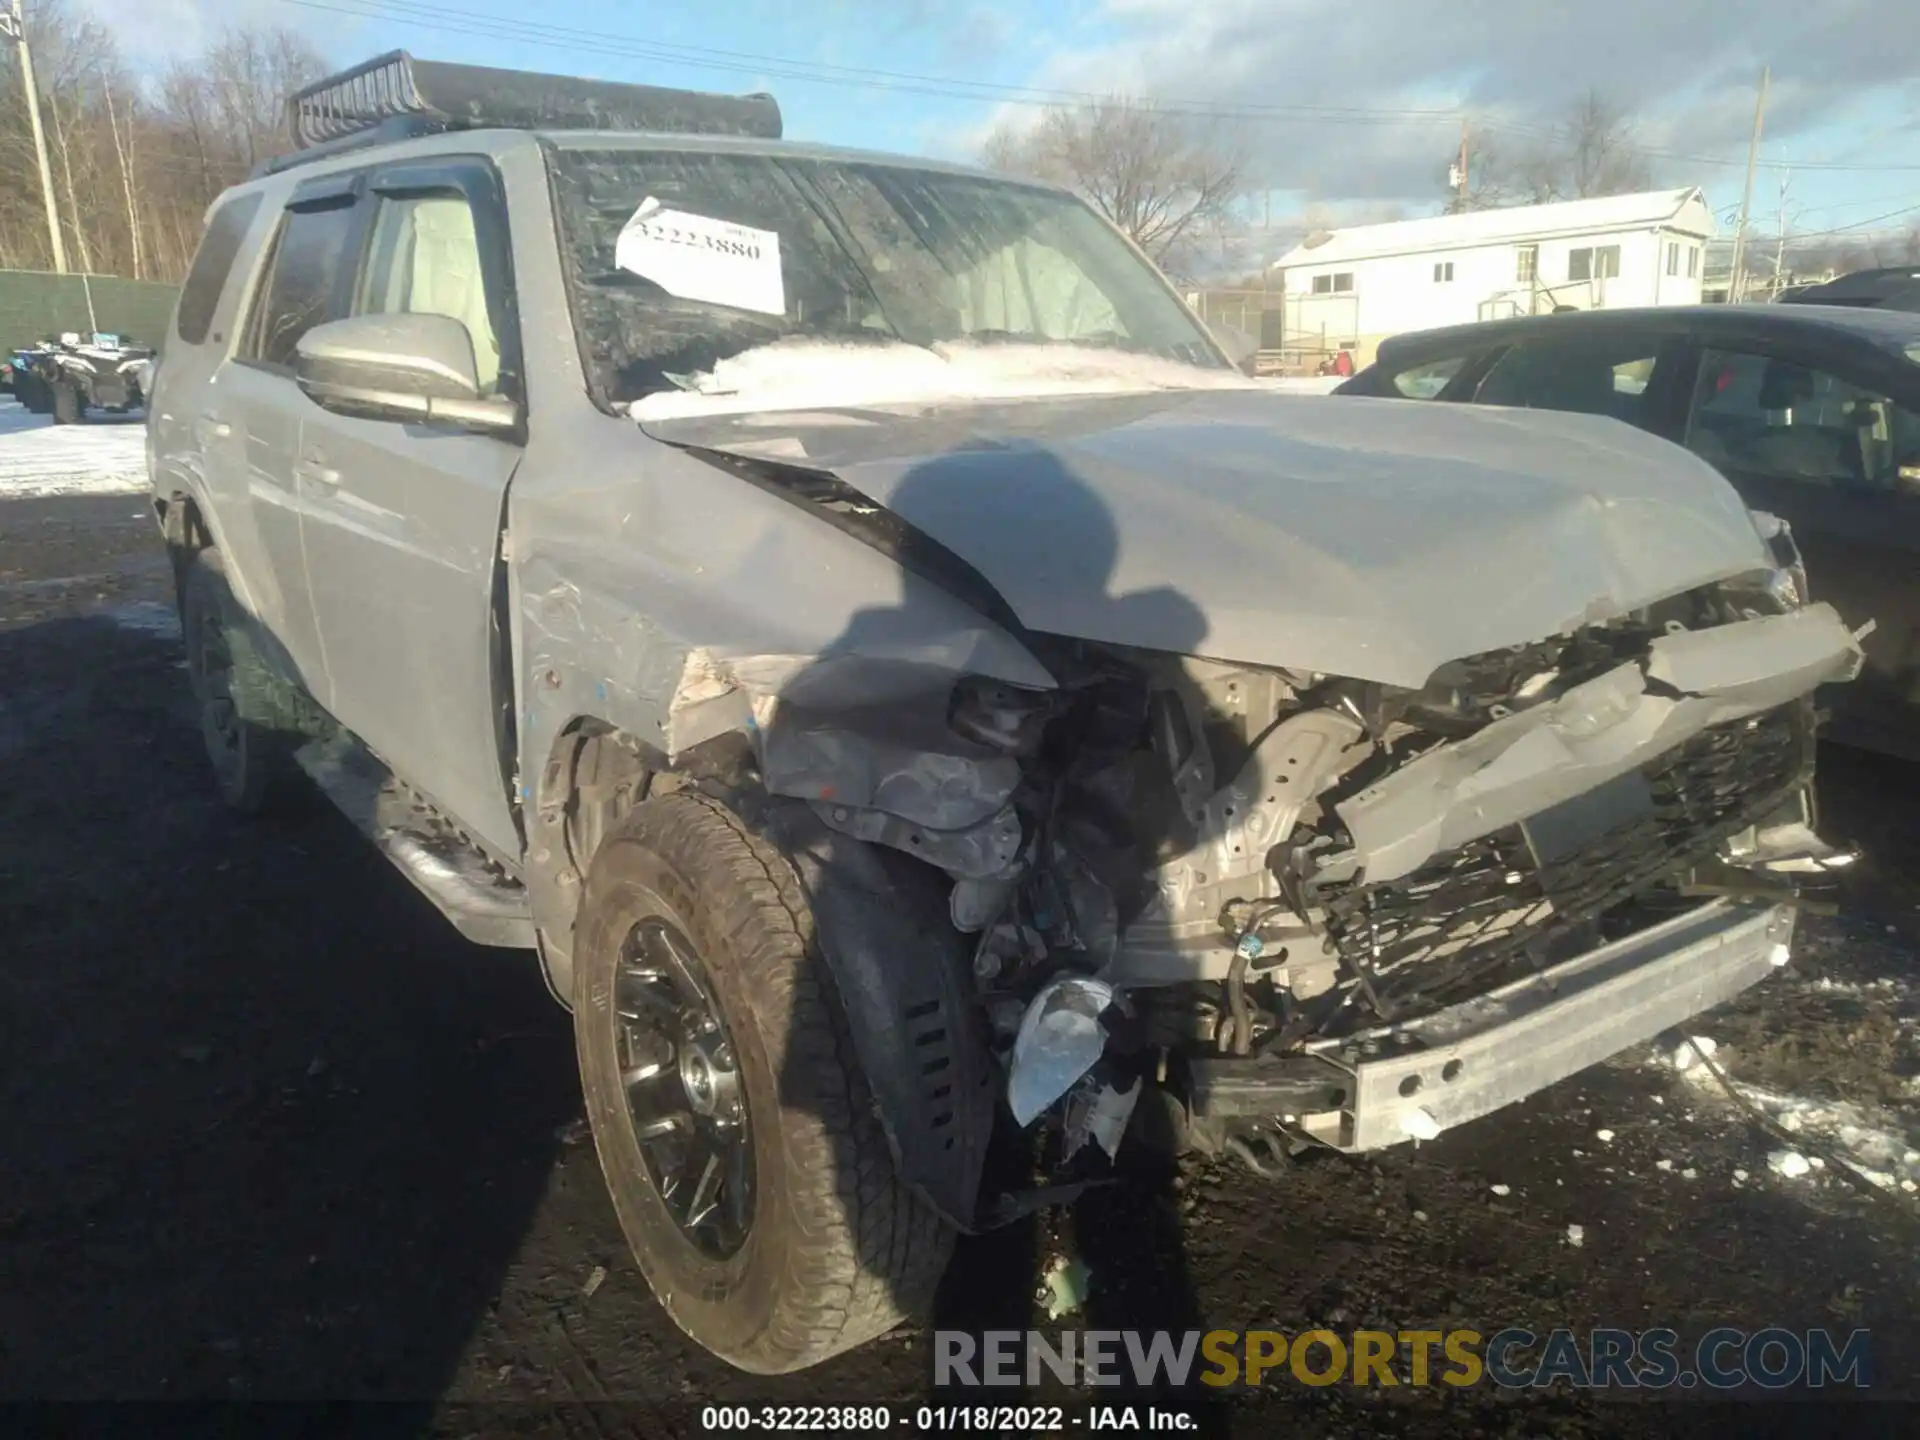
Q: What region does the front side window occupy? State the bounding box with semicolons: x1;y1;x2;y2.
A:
1473;335;1658;425
1686;348;1920;492
1516;245;1537;283
547;147;1227;408
1433;261;1454;283
1390;354;1469;399
355;193;501;393
1666;242;1679;277
1310;272;1354;295
1688;246;1700;278
242;199;359;369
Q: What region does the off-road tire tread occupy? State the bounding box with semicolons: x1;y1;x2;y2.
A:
181;548;311;814
597;791;953;1371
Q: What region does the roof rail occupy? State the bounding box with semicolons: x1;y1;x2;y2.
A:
286;50;781;151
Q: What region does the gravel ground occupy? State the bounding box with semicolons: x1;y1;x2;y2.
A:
2;403;1916;1436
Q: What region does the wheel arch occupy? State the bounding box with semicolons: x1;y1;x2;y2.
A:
537;723;996;1231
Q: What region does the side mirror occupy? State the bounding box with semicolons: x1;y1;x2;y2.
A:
295;313;519;436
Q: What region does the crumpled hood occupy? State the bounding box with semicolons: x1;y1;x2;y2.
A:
643;389;1772;689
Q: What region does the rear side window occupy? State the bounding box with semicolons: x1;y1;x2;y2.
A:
175;193;263;346
1389;355;1469;399
1473;336;1658;427
242;198;360;369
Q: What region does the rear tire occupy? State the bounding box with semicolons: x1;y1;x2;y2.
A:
51;380;81;425
180;548;308;815
574;791;955;1373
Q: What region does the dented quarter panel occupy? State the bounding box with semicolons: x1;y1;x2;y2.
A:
644;391;1774;689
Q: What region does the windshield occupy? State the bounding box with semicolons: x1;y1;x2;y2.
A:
547;146;1230;410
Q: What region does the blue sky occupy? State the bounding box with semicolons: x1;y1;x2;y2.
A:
96;0;1920;242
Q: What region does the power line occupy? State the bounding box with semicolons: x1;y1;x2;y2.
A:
282;0;1461;123
1782;201;1920;240
270;0;1920;201
281;0;1920;175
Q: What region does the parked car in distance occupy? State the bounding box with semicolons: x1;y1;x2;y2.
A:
1338;305;1920;761
10;331;155;422
1781;267;1920;314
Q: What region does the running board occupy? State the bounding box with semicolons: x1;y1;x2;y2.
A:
294;737;536;949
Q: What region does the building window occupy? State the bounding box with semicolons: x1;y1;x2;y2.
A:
1516;245;1538;283
1687;246;1699;278
1310;272;1354;295
1569;244;1621;282
1666;241;1680;276
1433;261;1454;283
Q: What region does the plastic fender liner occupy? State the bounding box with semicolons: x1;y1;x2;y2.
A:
761;800;996;1232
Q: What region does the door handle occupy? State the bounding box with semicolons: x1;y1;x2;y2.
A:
295;461;341;489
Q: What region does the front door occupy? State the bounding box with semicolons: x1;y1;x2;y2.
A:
1680;345;1920;756
296;159;524;857
214;176;370;710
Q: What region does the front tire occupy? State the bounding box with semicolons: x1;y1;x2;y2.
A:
574;791;955;1373
180;548;307;814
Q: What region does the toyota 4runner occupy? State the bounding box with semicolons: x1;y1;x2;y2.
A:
148;52;1866;1373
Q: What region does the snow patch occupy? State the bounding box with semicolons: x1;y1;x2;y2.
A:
0;400;147;498
104;602;180;638
1682;1065;1920;1192
1668;1035;1718;1072
629;339;1262;420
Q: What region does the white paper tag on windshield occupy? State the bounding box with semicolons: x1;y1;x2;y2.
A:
614;198;785;316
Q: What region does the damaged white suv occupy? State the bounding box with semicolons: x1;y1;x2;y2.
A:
149;52;1865;1372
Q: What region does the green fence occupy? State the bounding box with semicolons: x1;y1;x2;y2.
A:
0;270;179;356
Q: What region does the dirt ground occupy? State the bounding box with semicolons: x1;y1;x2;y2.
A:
3;468;1918;1436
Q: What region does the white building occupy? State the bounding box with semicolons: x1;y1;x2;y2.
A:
1274;188;1715;366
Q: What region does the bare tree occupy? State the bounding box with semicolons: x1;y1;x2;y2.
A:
0;4;324;280
1448;90;1654;212
1560;91;1654;199
981;98;1243;275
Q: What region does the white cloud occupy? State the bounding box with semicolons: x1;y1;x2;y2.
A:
1012;0;1919;206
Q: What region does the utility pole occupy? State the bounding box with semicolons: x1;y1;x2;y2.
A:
1450;118;1470;212
2;0;67;273
1770;171;1792;301
1727;65;1769;305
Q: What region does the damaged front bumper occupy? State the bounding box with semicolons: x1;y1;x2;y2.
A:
1190;897;1795;1152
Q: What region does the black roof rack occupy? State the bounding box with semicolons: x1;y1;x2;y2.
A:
256;51;782;177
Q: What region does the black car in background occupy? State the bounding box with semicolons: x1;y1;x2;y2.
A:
1337;305;1920;760
1782;267;1920;313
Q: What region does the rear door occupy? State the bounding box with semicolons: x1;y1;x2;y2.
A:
296;157;524;857
1677;343;1920;754
218;173;370;711
150;190;270;582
